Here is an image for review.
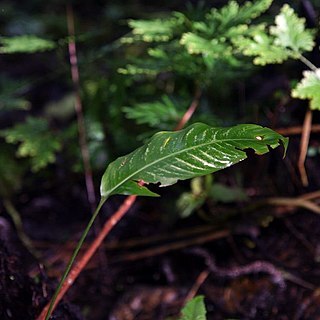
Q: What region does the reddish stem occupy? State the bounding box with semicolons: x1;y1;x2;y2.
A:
37;195;137;320
175;88;202;131
67;4;96;211
298;108;312;187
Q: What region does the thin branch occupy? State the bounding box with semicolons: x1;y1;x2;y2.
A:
276;124;320;136
175;87;202;131
67;5;96;211
112;229;230;263
264;197;320;215
3;198;40;259
189;247;285;287
298;108;312;186
298;54;318;72
184;269;210;304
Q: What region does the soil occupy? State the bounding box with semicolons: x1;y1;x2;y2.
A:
2;171;320;320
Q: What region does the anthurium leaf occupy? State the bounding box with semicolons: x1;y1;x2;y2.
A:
100;123;288;198
179;296;207;320
292;69;320;110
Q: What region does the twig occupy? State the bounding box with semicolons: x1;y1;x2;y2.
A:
189;247;315;290
111;229;230;263
298;54;318;72
175;87;202;131
189;247;286;287
276;124;320;136
264;197;320;215
300;190;320;201
54;224;216;251
2;198;40;259
298;108;312;187
66;2;109;301
183;269;210;303
67;5;96;211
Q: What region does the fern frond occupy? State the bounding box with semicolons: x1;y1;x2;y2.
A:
0;117;61;171
123;95;183;129
233;31;291;65
292;69;320;110
0;77;30;111
180;32;231;57
127;14;184;43
270;4;315;53
207;0;273;32
0;35;55;54
234;4;315;65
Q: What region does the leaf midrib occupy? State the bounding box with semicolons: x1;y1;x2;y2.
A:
104;136;271;196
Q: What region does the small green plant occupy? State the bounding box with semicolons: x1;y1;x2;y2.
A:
44;122;287;319
178;296;207;320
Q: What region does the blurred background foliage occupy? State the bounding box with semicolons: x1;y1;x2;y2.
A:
0;0;319;220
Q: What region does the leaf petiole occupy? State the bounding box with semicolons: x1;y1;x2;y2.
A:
44;196;107;320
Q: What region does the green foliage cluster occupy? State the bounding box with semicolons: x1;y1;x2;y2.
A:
234;4;315;65
0;77;30;111
120;0;274;81
0;35;55;53
123;95;184;129
177;175;248;218
119;0;319;129
0;117;61;171
0;0;318;224
292;69;320;110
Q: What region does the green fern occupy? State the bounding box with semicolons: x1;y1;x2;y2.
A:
292;69;320;110
0;76;30;111
0;117;61;171
123;95;183;129
120;0;273;78
180;32;230;57
0;147;25;197
234;4;315;65
0;35;56;54
206;0;272;32
124;13;184;43
270;4;315;53
233;29;291;65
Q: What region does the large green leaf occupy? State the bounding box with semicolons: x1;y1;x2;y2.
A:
100;123;288;198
